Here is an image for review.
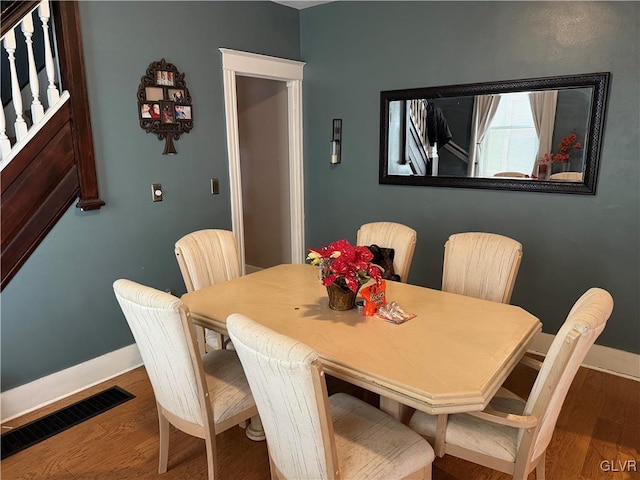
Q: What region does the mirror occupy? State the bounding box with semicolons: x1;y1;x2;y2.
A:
379;73;610;194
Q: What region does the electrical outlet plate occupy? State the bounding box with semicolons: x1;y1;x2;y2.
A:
151;183;163;202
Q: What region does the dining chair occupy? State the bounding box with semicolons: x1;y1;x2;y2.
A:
442;232;523;303
549;171;583;181
175;229;242;353
356;221;417;283
408;287;613;480
493;171;527;178
113;279;262;479
227;313;435;480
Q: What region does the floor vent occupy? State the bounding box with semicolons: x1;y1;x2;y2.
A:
1;386;135;459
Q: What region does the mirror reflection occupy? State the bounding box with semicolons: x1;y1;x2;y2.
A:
380;73;610;194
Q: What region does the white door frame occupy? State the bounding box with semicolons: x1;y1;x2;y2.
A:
220;48;305;273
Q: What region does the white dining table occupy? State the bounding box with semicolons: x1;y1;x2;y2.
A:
182;264;541;425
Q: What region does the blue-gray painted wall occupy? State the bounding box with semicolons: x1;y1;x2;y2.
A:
300;2;639;352
1;1;638;391
0;1;301;391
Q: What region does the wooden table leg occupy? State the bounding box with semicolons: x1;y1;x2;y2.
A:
245;414;266;441
434;414;448;457
379;396;414;424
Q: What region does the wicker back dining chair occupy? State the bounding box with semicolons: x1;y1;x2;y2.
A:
356;221;417;283
175;229;242;353
442;232;523;303
408;288;613;480
113;279;260;480
227;313;435;480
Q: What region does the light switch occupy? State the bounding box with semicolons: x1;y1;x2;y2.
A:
152;183;163;202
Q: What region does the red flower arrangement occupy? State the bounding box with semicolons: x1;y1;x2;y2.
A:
541;132;583;164
307;239;382;293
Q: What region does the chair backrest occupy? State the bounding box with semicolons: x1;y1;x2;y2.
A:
442;232;522;303
174;229;241;292
522;288;613;460
356;221;417;282
493;171;527;177
113;279;210;428
549;172;583;181
227;313;337;480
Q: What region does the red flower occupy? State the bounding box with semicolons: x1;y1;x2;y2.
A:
307;239;382;293
540;132;583;164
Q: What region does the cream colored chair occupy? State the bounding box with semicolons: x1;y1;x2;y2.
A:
549;171;583;181
113;279;261;480
408;288;613;480
356;221;417;282
175;229;242;353
227;313;435;480
442;232;523;303
494;171;527;178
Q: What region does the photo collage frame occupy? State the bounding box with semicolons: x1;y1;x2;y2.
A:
137;58;193;154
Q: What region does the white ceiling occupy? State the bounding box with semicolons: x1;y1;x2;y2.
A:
271;1;333;9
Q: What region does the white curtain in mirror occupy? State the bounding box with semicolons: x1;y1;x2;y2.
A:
468;95;501;176
529;90;558;176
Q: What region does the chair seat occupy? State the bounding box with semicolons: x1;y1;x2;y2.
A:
330;393;434;479
408;388;525;462
202;349;256;425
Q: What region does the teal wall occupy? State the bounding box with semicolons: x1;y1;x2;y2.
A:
1;1;638;392
300;2;639;352
0;1;300;391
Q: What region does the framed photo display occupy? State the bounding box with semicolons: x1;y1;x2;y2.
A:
137;58;193;154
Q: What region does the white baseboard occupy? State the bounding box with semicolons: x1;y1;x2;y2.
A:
529;332;640;381
1;343;142;423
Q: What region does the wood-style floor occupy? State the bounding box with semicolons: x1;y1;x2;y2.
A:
1;362;638;480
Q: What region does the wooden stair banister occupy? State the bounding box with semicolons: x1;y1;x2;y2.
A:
0;0;104;290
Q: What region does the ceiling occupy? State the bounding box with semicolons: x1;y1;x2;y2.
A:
271;1;333;9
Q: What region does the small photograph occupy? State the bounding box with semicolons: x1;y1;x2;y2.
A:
149;103;161;119
175;104;192;120
169;89;186;104
156;70;174;86
145;87;164;101
161;102;174;124
140;102;153;118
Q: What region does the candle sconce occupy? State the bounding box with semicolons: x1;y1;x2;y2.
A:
330;118;342;164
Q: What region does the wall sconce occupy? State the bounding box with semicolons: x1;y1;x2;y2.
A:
330;118;342;164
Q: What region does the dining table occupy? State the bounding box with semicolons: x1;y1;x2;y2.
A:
181;264;541;452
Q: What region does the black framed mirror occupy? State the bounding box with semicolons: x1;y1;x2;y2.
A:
379;72;610;194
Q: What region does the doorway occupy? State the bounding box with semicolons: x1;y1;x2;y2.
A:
219;48;305;273
236;76;290;272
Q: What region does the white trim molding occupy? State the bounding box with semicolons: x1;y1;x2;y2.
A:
0;343;142;423
529;332;640;381
220;48;306;272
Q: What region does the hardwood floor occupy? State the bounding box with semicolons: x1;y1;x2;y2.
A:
1;362;638;479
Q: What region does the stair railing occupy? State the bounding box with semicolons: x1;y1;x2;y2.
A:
1;0;67;168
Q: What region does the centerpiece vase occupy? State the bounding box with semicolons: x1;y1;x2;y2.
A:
326;282;358;311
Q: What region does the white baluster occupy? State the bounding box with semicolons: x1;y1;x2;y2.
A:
38;0;60;106
3;29;28;142
22;11;45;123
0;106;12;161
